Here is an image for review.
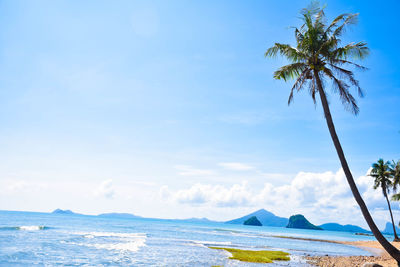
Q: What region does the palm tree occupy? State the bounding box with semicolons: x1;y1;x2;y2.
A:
265;3;400;263
391;161;400;234
390;160;400;201
392;160;400;189
369;159;400;241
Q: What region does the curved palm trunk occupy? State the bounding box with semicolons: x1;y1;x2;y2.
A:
384;190;400;241
314;70;400;264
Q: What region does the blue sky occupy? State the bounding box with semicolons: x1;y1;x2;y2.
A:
0;0;399;227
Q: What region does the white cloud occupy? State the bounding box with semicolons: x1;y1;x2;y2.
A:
174;165;215;176
161;181;251;207
94;179;115;199
218;162;254;171
159;185;170;199
161;169;394;228
129;180;158;187
6;180;47;193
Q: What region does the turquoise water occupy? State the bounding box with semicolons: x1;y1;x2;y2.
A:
0;210;383;266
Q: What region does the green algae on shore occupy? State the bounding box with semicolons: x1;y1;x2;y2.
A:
209;247;290;263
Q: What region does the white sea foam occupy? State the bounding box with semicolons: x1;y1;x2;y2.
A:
85;239;146;252
74;231;145;239
18;225;46;231
188;240;232;248
71;231;147;252
191;240;232;246
153;237;232;246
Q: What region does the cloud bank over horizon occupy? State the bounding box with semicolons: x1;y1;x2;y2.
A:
160;168;399;229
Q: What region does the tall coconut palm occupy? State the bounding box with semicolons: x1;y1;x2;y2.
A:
369;159;400;241
265;3;400;262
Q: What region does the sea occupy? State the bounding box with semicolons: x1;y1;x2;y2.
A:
0;210;387;266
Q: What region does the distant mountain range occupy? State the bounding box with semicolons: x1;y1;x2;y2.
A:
51;209;144;219
225;209;372;233
50;209;214;223
226;209;288;227
319;223;370;233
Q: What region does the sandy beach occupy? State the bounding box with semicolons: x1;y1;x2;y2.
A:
306;240;400;267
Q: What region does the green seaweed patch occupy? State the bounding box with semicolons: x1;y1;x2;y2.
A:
209;247;290;263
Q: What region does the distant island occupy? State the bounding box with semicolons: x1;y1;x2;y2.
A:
382;222;400;235
243;216;262;226
226;209;288;227
51;209;77;215
286;214;322;230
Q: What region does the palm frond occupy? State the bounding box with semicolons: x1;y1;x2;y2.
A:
288;68;311;105
294;27;304;45
330;59;368;71
331;13;359;38
309;75;317;104
328;64;364;97
300;1;323;18
332;42;369;60
273;63;307;81
265;43;306;62
324;13;348;34
392;193;400;202
322;67;359;114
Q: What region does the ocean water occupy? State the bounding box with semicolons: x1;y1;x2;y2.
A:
0;210;384;266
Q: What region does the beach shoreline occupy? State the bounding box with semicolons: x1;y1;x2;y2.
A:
272;235;399;266
305;240;400;267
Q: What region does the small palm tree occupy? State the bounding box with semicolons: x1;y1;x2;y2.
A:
392;160;400;190
390;160;400;234
369;159;400;241
265;3;400;262
390;160;400;201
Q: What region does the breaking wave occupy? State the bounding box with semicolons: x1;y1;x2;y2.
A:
70;231;147;252
0;225;50;231
187;239;232;248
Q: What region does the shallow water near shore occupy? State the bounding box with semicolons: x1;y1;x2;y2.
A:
0;210;387;266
